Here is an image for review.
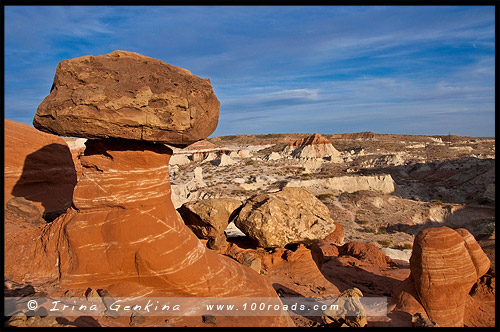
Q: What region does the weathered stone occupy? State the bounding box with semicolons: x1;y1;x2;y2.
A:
212;154;236;166
310;241;339;267
234;187;336;248
178;198;242;249
408;226;490;327
412;313;439;327
33;50;219;146
240;253;262;273
6;197;42;221
322;288;367;327
339;242;391;268
6;316;74;328
324;222;344;245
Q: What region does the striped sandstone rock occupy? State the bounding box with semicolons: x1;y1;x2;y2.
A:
409;226;490;327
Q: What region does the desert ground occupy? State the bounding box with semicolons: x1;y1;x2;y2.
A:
6;125;494;327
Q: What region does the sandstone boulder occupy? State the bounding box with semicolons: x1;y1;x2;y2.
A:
33;50;219;146
322;288;368;327
169;154;191;165
6;197;42;222
339;242;391;268
408;226;490;327
212;153;236;166
324;222;345;245
178;198;242;249
310;241;339;267
234;187;336;248
310;222;344;267
264;151;282;161
412;313;439;327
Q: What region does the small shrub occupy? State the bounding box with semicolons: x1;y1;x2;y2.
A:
403;243;413;250
316;193;335;200
378;240;392;247
430;199;444;205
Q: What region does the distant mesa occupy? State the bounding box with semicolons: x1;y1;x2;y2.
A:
282;132;341;160
33;50;220;147
286;132;333;147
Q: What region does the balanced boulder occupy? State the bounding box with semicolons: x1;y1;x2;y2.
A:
33;50;219;146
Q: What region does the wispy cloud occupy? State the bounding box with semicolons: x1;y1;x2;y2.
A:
4;5;495;137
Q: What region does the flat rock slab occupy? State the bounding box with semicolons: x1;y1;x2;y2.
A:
34;50;219;146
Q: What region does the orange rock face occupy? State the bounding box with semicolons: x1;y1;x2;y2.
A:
339;242;391;268
33;139;292;326
4;119;77;219
324;222;345;245
409;226;490;327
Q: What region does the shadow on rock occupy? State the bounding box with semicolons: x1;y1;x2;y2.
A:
56;316;102;327
11;143;77;222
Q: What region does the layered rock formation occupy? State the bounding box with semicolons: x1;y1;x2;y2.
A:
282;133;340;160
178;198;242;249
396;226;490;327
285;174;396;195
33;50;219;146
23;51;292;327
234;187;336;248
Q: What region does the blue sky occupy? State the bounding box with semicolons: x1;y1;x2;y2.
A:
4;6;495;137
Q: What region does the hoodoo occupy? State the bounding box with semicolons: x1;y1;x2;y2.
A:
396;226;490;327
27;51;292;327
